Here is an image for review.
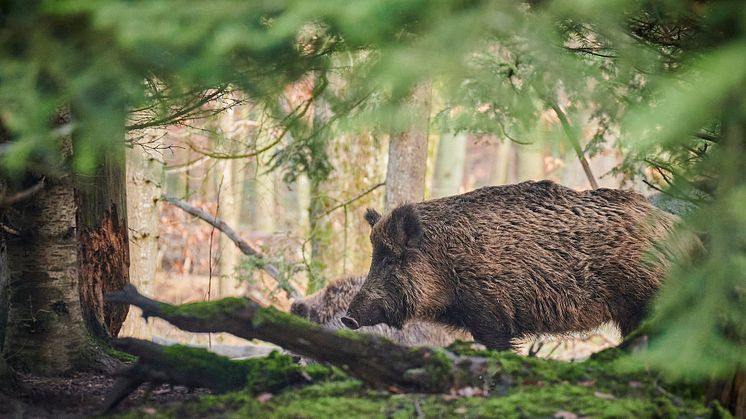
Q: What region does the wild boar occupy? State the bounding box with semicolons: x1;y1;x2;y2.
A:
342;180;681;350
291;274;471;347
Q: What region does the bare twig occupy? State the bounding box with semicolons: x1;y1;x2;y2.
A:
564;46;618;59
165;156;208;173
125;87;232;131
322;182;386;217
548;102;599;189
695;130;720;143
161;194;301;299
527;340;544;357
544;341;562;359
0;177;45;208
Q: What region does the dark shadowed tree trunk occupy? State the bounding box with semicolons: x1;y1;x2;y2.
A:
2;115;129;374
0;224;10;386
384;85;431;211
76;144;130;339
0;125;12;385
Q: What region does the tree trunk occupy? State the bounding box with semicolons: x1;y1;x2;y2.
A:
215;100;253;297
385;86;431;211
305;91;332;292
248;159;275;237
3;117;129;374
217;158;242;296
431;133;466;198
491;140;512;185
4;150;91;373
0;196;8;355
516;144;545;181
217;142;245;295
120;132;165;339
0;226;11;386
76;142;130;339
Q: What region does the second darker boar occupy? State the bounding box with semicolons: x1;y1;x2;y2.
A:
342;180;682;351
291;274;470;347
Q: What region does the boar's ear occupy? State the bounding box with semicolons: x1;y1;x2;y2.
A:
364;208;382;227
390;204;423;250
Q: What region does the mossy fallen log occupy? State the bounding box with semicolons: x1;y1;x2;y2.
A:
106;286;730;418
103;338;336;411
106;285;493;393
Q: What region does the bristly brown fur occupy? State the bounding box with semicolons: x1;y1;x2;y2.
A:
291;274;471;347
345;180;685;351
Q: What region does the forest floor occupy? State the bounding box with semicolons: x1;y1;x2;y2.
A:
0;345;728;419
0;371;210;418
0;275;722;418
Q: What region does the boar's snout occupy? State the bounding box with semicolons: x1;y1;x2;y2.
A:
343;299;387;329
340;316;360;329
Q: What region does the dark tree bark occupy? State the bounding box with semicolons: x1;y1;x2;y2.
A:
0;192;8;355
0;228;12;387
76;145;130;338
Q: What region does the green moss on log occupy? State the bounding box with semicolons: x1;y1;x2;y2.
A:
160;298;250;319
91;336;137;363
243;351;337;394
160;345;248;391
404;347;456;392
250;305;323;330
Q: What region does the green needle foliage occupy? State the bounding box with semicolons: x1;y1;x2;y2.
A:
1;0;744;378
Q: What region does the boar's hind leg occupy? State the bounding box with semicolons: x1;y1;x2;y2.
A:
470;324;513;351
614;306;648;337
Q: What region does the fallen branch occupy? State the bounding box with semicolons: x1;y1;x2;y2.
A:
161;194;301;299
106;285;494;393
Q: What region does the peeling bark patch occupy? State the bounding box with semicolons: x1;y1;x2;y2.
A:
78;205;130;338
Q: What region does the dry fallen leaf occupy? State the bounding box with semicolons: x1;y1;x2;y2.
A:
553;410;578;419
628;381;643;388
256;392;273;403
594;391;616;400
142;407;157;415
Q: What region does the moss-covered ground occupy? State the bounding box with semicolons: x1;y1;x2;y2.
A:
113;344;730;419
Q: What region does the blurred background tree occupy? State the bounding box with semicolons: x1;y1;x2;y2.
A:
0;0;744;411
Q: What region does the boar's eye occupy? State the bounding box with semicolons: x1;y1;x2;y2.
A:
372;243;393;261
